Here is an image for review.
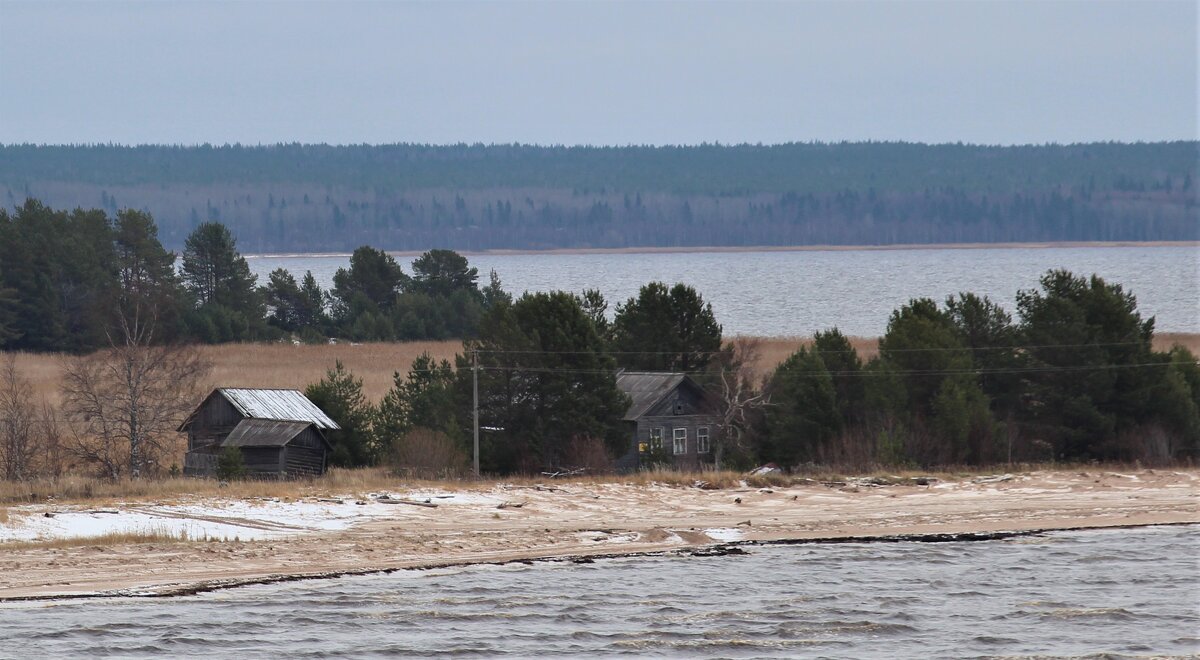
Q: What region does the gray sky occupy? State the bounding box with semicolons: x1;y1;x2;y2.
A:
1;1;1196;146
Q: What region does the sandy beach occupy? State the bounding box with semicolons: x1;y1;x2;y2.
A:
0;469;1195;601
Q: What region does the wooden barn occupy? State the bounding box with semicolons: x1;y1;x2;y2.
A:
180;388;340;478
614;371;720;472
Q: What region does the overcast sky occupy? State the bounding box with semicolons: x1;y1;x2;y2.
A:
0;1;1195;146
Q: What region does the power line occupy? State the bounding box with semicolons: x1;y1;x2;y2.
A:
3;360;1188;423
470;340;1157;356
459;361;1187;379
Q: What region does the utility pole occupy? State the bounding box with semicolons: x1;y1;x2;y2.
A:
472;348;480;477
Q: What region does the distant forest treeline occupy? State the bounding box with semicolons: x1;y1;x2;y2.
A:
1;142;1196;252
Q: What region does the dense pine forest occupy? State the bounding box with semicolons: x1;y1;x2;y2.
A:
1;142;1195;252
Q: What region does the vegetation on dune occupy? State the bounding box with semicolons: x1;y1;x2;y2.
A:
302;272;1199;475
0;528;204;550
0;200;1198;481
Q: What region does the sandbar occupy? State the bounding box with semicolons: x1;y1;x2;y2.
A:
0;469;1195;601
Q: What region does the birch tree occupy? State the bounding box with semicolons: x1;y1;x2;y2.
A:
61;309;210;479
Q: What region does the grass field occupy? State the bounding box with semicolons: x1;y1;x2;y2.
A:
0;463;1135;507
13;340;462;405
9;333;1199;407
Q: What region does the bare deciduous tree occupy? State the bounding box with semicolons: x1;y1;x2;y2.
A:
712;338;771;471
0;354;38;480
38;400;66;478
61;310;210;480
387;427;468;479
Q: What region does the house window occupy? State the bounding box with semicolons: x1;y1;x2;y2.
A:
649;427;663;451
673;428;687;455
697;427;710;454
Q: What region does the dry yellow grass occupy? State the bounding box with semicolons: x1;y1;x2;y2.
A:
10;334;1198;408
2;462;1156;507
0;468;748;505
744;335;881;379
0;468;412;505
1156;332;1200;355
11;340;463;406
199;341;463;401
0;528;200;551
746;333;1200;379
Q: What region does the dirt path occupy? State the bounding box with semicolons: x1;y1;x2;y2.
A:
1;469;1195;601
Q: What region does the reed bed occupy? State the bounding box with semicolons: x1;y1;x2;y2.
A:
4;335;1195;500
0;469;402;505
10;340;463;406
743;335;880;378
0;462;1164;507
1155;332;1200;354
10;334;1198;407
747;333;1200;380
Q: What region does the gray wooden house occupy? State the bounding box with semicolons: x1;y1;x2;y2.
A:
180;388;340;478
614;372;720;471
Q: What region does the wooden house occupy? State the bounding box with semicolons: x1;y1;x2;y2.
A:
614;372;720;471
180;388;340;478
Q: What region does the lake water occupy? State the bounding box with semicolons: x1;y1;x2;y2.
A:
3;525;1197;658
245;246;1199;336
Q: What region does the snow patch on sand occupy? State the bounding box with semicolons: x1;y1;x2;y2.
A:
0;487;525;544
576;530;639;544
391;490;504;506
1;498;397;543
0;508;276;542
703;527;745;542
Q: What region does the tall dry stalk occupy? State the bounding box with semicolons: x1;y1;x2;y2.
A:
61;308;211;480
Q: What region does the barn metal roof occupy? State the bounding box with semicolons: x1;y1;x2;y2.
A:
221;419;313;447
615;372;689;421
218;388;341;430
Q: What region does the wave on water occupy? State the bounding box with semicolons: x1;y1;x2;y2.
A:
2;526;1197;659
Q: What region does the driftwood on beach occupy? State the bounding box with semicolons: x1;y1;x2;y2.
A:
374;496;438;508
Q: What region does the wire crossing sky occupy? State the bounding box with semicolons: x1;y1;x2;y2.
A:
0;1;1196;146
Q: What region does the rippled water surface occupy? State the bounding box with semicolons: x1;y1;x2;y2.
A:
4;526;1197;658
245;246;1199;336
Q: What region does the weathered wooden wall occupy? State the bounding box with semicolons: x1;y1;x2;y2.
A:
186;395;242;450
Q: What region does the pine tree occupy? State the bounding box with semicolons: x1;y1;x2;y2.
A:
180;222;264;342
113;209;186;342
763;347;841;467
466;291;629;472
181;222;258;310
305;361;378;467
610;282;722;372
1016;270;1156;460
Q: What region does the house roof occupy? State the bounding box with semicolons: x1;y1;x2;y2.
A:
218;388;341;430
221;418;315;448
615;371;690;421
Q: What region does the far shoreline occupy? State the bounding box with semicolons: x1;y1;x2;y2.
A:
243;240;1200;259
